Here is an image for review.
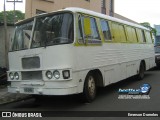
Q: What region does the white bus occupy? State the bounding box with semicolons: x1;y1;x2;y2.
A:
8;8;155;102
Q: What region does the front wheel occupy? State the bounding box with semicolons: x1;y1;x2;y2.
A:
81;73;96;103
32;95;43;102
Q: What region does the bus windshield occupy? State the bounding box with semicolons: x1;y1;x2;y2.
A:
12;20;34;51
11;12;73;51
31;13;73;48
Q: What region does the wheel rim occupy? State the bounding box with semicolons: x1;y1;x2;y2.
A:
88;76;96;97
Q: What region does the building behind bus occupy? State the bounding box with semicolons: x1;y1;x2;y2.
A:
25;0;114;18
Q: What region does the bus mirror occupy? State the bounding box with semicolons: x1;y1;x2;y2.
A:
84;17;91;37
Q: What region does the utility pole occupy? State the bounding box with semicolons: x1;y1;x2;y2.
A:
3;0;23;68
4;0;9;68
7;0;23;24
13;0;15;23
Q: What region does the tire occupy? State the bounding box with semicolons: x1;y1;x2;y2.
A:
156;63;160;69
81;73;96;103
137;62;145;80
32;95;43;102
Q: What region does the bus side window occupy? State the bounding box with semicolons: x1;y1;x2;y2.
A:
145;31;152;44
111;22;126;43
111;22;119;42
142;30;146;43
83;16;101;44
100;19;112;41
118;24;127;43
136;29;146;43
126;26;137;43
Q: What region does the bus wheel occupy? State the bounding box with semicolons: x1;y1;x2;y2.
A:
82;73;96;103
137;62;145;80
32;95;43;102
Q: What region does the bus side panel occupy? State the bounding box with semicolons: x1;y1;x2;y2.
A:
75;43;155;89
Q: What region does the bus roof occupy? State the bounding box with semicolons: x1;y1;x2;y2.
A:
64;7;149;31
16;7;149;31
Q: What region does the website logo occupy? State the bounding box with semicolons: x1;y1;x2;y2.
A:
2;112;11;117
118;84;151;99
140;84;151;94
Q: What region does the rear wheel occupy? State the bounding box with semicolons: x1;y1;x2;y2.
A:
81;73;96;103
137;62;145;80
156;63;160;68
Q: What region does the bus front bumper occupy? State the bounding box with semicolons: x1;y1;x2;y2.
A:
8;85;78;95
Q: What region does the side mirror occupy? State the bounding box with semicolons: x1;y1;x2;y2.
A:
83;17;91;38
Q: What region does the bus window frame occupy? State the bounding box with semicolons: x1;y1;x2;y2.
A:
142;30;147;43
145;31;153;44
31;12;74;49
125;26;138;43
118;23;127;43
77;13;102;45
100;19;112;42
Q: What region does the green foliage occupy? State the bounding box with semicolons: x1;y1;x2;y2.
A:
140;22;151;27
0;10;24;24
140;22;157;35
140;22;152;29
151;28;157;36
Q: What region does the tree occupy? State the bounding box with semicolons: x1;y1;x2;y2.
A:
0;10;24;24
140;22;157;36
140;22;151;27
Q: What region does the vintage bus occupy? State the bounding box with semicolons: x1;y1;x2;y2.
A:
8;8;155;102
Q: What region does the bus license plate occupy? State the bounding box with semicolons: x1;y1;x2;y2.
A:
24;88;34;93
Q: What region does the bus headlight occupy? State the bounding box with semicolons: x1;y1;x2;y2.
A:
14;72;19;80
62;70;70;79
9;72;14;80
46;71;53;79
53;70;60;79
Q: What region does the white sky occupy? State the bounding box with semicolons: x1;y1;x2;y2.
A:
0;0;25;13
115;0;160;26
0;0;159;26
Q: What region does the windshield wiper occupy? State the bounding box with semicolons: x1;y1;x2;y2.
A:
25;32;31;40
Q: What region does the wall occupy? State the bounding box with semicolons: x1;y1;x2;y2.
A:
25;0;114;18
114;13;139;24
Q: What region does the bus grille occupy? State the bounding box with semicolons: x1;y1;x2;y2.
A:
21;71;42;80
22;57;40;69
